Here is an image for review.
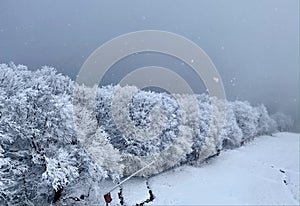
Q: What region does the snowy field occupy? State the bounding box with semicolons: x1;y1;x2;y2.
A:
99;132;299;205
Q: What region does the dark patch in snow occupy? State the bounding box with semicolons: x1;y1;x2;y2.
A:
135;179;155;206
53;187;63;203
118;186;125;205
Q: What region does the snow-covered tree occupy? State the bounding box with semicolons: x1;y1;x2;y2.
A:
95;85;197;176
42;149;79;191
73;85;123;179
96;85;180;156
231;101;259;144
271;112;294;132
256;104;277;136
220;103;243;149
0;64;107;205
185;94;224;163
0;63;293;205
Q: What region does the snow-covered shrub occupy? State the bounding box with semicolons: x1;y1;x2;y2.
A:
271;112;294;132
256;105;278;135
231;101;259;144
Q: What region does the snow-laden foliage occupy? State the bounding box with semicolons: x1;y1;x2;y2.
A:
95;85;180;156
42;149;79;191
231;101;259;144
0;64;106;205
271;112;294;132
0;63;290;205
220;103;243;149
185;94;213;162
95;85;193;176
73;85;123;179
256;105;278;136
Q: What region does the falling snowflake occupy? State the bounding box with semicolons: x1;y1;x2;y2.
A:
230;77;236;86
213;77;219;83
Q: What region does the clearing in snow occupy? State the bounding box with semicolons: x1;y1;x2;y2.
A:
99;132;299;205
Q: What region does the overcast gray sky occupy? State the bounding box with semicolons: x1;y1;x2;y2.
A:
0;0;299;130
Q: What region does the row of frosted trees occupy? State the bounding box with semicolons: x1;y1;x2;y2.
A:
0;64;293;205
91;85;283;177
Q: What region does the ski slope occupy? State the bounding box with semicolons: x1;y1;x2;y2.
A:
99;132;299;205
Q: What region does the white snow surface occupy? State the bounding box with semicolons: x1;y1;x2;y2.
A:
99;132;299;205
